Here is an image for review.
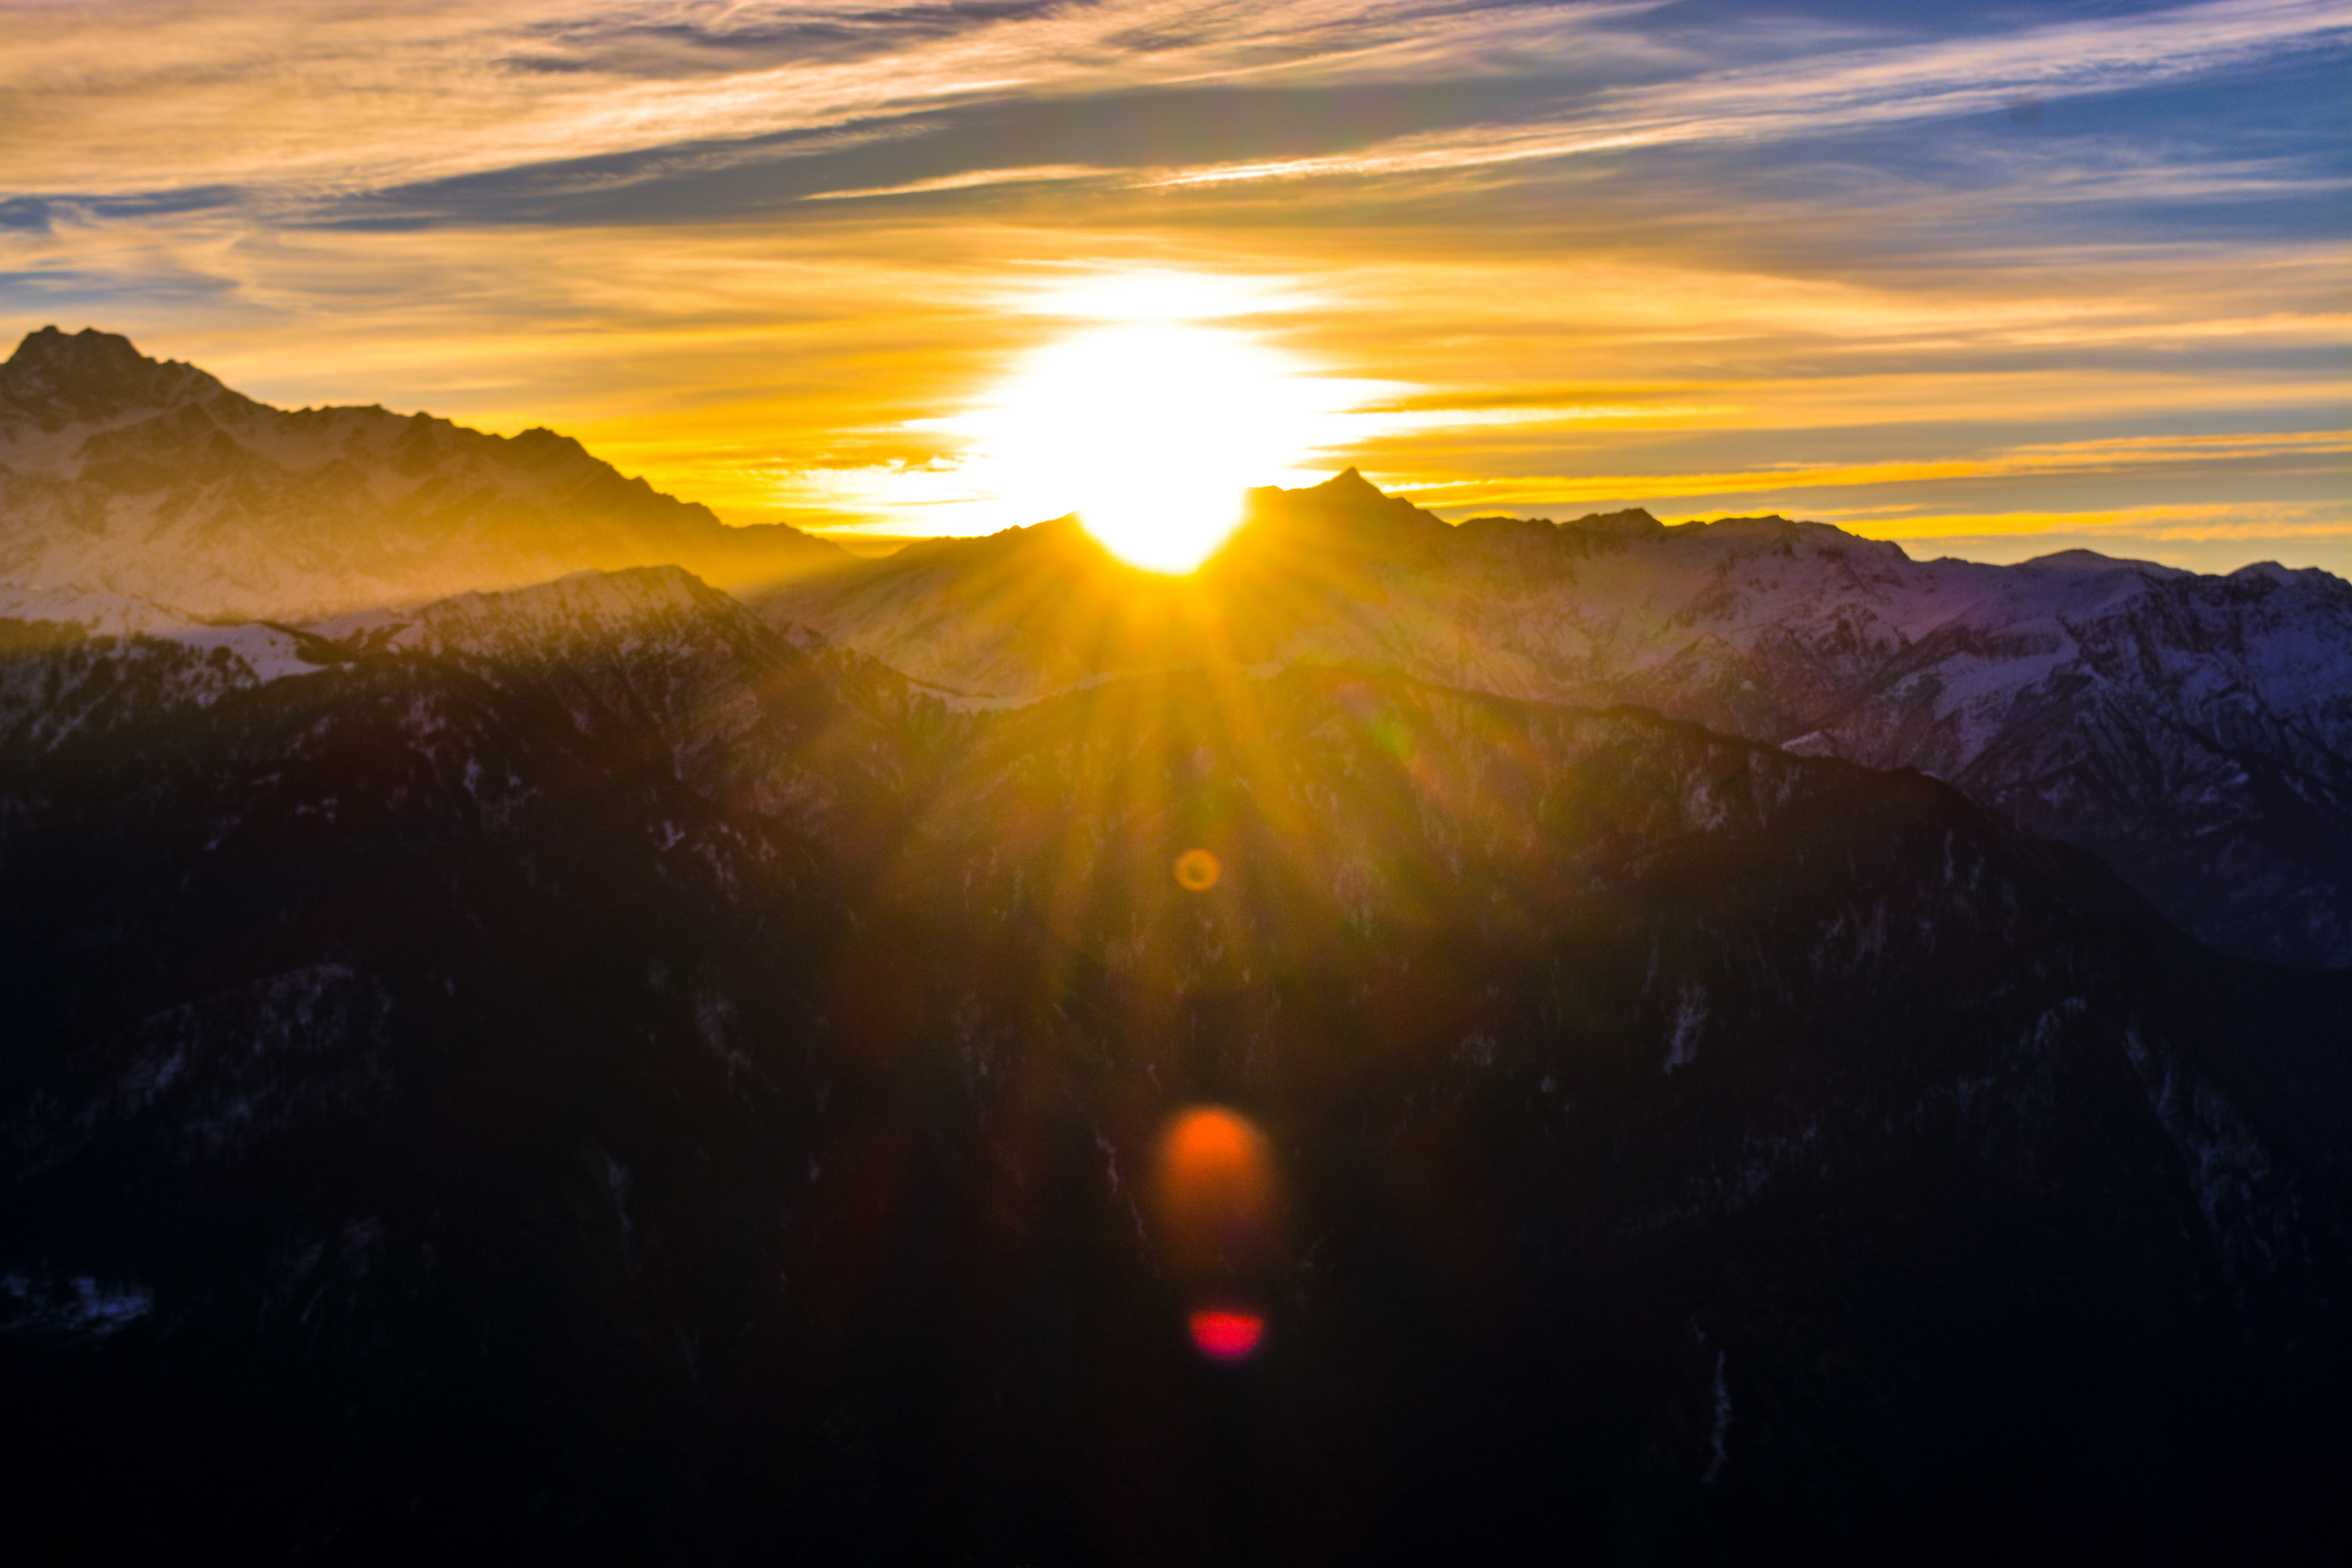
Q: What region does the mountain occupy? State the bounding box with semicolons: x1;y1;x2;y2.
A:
11;328;2340;964
5;338;2347;1557
2;568;2348;1561
750;471;2352;967
0;327;846;626
0;564;849;760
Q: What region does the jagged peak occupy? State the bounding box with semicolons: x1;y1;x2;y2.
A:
0;325;229;419
2223;561;2332;587
9;325;146;372
1251;467;1446;532
1686;513;1795;533
1314;466;1385;498
1566;507;1664;534
507;426;590;460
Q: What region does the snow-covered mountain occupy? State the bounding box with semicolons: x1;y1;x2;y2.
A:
751;472;2352;966
5;329;2343;965
0;327;844;624
0;565;919;810
8;336;2349;1559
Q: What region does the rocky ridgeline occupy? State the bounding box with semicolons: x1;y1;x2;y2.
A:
0;326;842;626
5;327;2346;964
753;470;2352;966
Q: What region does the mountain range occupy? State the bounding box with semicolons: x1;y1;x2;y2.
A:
751;471;2352;968
2;328;2347;1562
6;328;2344;966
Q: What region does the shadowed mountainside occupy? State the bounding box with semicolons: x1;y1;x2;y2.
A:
2;573;2347;1562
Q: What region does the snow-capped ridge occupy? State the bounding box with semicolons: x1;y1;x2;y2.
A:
753;470;2352;965
310;565;757;664
0;328;847;623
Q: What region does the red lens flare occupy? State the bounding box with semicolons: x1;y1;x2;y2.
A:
1151;1107;1283;1362
1189;1308;1265;1360
1174;848;1220;891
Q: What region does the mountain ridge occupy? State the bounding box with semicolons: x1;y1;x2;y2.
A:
754;470;2352;966
2;350;2347;1549
6;332;2346;964
0;327;847;624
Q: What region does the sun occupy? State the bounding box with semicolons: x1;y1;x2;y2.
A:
952;274;1356;573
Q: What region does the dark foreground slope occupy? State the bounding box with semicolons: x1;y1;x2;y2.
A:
1;586;2347;1564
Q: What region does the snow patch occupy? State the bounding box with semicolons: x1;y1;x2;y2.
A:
1664;983;1707;1073
0;1272;154;1339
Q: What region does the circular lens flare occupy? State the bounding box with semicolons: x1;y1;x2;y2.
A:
1174;848;1221;891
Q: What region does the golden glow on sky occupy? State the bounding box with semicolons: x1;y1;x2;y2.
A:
5;1;2342;575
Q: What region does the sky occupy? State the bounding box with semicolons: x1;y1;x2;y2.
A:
2;0;2346;574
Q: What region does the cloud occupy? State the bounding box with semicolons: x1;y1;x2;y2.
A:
1406;430;2352;505
0;1;1652;201
1146;0;2351;189
1834;499;2352;576
801;164;1105;201
2;2;2340;575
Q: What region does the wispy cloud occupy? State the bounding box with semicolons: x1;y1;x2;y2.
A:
1405;430;2352;506
1825;499;2352;575
25;0;2336;209
1148;0;2350;188
802;164;1103;201
2;2;2343;573
0;1;1646;200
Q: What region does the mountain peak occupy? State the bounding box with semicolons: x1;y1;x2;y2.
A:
1234;467;1450;555
10;325;143;369
1;325;227;423
1316;466;1385;498
1568;507;1664;535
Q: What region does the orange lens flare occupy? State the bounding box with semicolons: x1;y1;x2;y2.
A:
1188;1308;1265;1360
1151;1107;1276;1276
1173;848;1221;891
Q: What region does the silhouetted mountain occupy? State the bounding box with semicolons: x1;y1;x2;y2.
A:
2;570;2346;1562
0;327;845;624
753;471;2352;966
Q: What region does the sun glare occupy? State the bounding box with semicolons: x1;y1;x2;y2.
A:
946;273;1360;572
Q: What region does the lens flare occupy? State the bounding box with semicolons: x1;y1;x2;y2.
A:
1174;848;1221;891
1150;1102;1281;1367
1188;1307;1265;1360
1154;1109;1279;1359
